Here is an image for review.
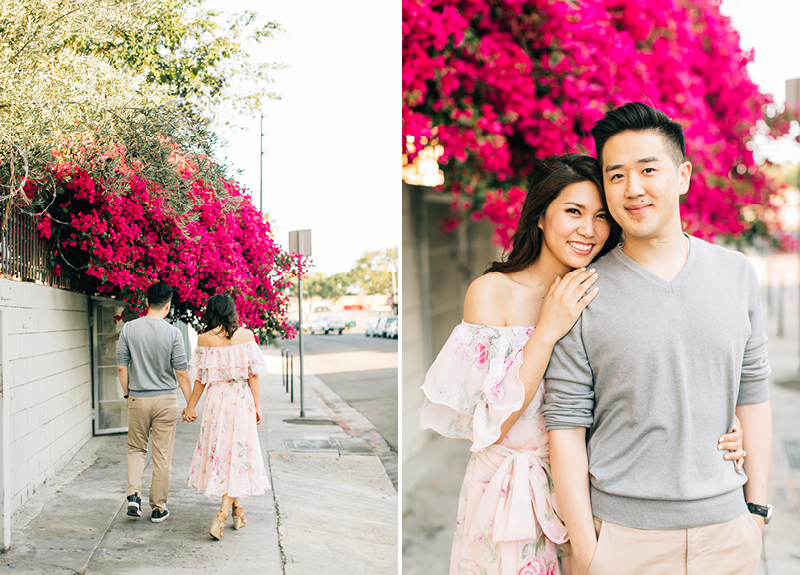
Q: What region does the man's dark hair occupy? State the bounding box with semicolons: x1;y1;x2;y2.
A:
590;102;686;168
147;282;173;309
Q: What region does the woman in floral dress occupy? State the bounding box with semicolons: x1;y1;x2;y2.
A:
184;294;270;540
419;154;745;575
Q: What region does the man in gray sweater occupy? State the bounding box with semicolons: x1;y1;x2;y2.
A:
116;282;193;523
543;103;772;575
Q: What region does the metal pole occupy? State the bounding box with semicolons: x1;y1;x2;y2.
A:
298;257;305;417
290;353;294;403
281;347;285;390
778;285;785;338
259;114;263;212
391;268;397;314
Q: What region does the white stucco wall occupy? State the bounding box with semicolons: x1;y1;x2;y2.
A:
0;279;92;514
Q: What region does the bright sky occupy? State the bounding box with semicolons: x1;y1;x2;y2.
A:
205;0;400;274
720;0;800;164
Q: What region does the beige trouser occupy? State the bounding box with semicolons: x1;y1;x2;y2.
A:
126;394;180;512
587;511;762;575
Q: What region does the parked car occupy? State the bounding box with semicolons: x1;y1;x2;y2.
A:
373;316;389;337
366;316;382;337
385;316;398;339
309;315;345;334
380;315;398;338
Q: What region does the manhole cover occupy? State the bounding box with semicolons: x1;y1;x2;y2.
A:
785;440;800;470
284;439;341;450
283;418;336;425
283;437;374;454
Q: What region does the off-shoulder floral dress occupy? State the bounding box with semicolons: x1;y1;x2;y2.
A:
420;322;568;575
187;341;270;498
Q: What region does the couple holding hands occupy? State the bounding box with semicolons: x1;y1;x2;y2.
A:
116;285;269;540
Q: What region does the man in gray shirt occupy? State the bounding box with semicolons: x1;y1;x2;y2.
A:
117;282;193;523
543;103;772;575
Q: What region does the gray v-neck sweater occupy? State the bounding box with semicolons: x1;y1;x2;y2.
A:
543;235;770;530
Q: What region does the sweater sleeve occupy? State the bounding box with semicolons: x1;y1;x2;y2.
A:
542;315;595;430
170;328;189;371
737;259;771;405
116;323;130;367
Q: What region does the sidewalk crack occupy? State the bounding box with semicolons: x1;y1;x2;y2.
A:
267;456;287;574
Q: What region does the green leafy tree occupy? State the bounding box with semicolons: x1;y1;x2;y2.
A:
64;0;283;118
350;247;398;296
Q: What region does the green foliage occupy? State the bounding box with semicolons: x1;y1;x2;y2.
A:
287;247;399;300
350;247;398;296
302;271;358;300
62;0;284;118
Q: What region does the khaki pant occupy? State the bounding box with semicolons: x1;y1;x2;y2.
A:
126;394;180;512
587;511;762;575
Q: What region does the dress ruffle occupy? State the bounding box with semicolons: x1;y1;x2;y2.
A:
419;322;535;452
188;341;267;384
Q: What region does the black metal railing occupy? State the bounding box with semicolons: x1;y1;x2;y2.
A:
1;209;90;291
281;347;294;402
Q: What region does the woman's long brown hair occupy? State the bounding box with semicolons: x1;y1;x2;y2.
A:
202;294;239;339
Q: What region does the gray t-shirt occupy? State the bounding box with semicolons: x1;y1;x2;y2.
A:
543;236;770;530
116;317;188;397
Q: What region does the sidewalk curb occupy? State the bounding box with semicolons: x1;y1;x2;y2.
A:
264;349;398;491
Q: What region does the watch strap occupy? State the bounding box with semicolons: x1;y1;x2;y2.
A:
746;502;771;523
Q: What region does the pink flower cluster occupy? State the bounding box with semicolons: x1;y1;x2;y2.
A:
403;0;790;248
32;136;297;337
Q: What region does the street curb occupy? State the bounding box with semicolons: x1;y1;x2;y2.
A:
264;349;398;491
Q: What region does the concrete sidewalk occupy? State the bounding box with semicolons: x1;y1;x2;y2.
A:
403;265;800;574
0;347;398;574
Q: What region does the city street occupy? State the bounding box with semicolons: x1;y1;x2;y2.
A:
281;331;398;458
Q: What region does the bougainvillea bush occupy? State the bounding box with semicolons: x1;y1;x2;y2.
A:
29;135;298;338
403;0;795;249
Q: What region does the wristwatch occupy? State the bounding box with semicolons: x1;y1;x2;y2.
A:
746;502;772;525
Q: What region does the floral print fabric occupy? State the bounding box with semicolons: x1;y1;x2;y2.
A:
187;341;270;498
420;322;568;575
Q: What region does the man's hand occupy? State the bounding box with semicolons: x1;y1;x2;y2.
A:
751;514;765;533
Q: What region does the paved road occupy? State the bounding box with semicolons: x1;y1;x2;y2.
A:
280;331;398;453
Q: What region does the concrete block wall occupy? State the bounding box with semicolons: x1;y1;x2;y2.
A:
401;184;430;467
0;279;92;514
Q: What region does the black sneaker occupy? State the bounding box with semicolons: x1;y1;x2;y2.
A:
151;508;170;523
126;494;141;517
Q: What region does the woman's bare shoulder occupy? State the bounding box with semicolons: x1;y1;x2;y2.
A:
464;273;514;326
231;328;256;344
197;332;212;346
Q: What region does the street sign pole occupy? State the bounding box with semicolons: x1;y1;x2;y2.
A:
289;229;312;418
297;256;305;417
